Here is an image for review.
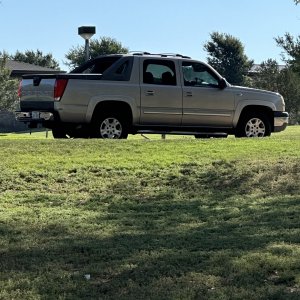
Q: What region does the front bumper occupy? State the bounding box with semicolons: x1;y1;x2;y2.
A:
274;111;289;132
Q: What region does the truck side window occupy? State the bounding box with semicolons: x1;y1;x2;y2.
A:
182;62;219;87
101;57;134;81
143;60;177;85
115;61;129;75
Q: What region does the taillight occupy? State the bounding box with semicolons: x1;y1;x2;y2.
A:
54;79;68;101
18;81;22;98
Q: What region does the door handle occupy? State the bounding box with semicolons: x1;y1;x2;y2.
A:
146;91;154;96
185;91;193;97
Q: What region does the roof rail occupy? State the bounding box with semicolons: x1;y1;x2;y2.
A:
129;51;191;59
130;51;151;56
159;53;191;59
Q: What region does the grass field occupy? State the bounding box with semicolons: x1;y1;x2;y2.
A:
0;127;299;299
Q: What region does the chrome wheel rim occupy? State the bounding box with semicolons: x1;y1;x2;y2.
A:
245;118;266;137
100;117;122;139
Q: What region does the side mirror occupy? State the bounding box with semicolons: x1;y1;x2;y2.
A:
219;78;227;89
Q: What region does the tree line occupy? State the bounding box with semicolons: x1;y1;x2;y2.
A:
1;14;300;122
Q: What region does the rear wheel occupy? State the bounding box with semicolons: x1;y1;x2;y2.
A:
92;113;128;139
235;112;271;137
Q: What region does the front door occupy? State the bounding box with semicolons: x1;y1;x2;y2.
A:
140;59;182;125
181;61;235;127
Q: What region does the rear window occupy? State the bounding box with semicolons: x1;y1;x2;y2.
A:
70;56;133;81
71;56;121;74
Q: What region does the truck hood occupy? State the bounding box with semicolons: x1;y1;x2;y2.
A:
229;85;285;110
231;85;280;98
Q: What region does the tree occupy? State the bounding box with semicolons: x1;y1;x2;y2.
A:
252;59;281;92
0;54;18;112
275;32;300;122
65;36;129;69
274;2;300;70
278;68;300;123
252;59;300;123
11;50;60;69
275;33;300;72
204;32;253;85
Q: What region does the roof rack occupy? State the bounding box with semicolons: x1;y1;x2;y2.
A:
130;51;151;56
159;53;191;59
129;51;191;59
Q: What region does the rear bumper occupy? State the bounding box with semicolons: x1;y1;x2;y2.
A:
15;111;54;123
274;111;289;132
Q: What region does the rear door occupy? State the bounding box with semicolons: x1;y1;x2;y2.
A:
139;58;182;125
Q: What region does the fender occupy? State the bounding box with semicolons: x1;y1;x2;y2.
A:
85;95;139;123
233;100;276;127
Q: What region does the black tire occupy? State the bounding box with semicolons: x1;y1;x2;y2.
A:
235;112;271;137
92;113;128;139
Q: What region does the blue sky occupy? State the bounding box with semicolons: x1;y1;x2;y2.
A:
1;0;299;70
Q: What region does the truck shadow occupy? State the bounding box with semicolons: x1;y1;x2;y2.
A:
1;159;299;298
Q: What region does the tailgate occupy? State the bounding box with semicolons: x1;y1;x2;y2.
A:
19;73;103;111
20;74;57;111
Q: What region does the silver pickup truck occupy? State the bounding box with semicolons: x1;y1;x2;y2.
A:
16;53;289;138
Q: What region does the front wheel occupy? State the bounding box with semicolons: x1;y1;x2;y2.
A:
92;114;128;139
235;112;271;137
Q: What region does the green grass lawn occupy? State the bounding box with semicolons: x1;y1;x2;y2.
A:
0;127;299;299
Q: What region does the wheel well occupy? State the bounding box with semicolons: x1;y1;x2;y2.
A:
239;105;274;130
92;101;133;124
